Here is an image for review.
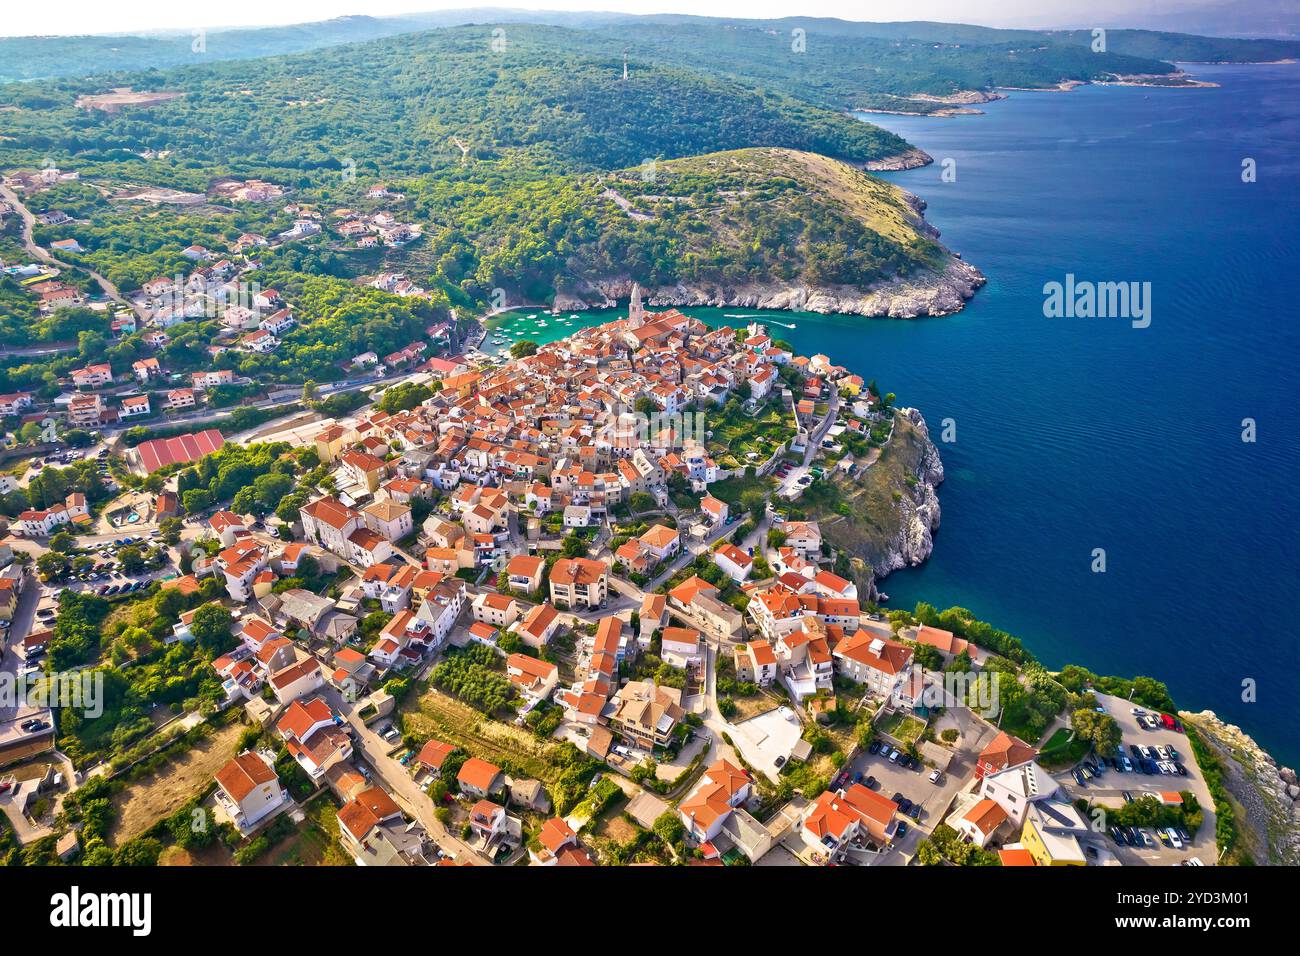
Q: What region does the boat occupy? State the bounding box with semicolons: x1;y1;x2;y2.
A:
526;313;537;319
536;320;548;328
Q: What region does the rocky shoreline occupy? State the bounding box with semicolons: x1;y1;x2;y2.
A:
809;407;945;604
872;407;945;582
1180;710;1300;865
554;257;985;320
861;146;933;170
853;90;1006;117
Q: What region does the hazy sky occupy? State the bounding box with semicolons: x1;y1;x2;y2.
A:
0;0;1241;38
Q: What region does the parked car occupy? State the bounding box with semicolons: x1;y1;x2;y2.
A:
1121;790;1134;803
894;821;908;839
928;769;943;784
868;741;880;755
863;776;878;790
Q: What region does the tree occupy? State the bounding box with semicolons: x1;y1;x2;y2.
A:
36;552;66;579
117;546;145;573
188;603;234;652
182;488;211;514
740;488;766;522
509;339;539;358
1071;708;1122;756
629;491;656;513
253;472;294;509
376;381;434;413
49;530;76;553
113;837;163;866
158;517;183;546
652;810;685;846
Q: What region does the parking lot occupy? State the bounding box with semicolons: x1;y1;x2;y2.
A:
0;573;55;763
1051;692;1216;865
843;741;946;840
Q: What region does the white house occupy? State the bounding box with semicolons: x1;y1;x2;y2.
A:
214;751;286;832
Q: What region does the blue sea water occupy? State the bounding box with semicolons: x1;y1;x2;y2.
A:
491;63;1300;764
857;63;1300;765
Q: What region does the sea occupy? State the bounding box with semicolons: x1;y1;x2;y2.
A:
486;62;1300;765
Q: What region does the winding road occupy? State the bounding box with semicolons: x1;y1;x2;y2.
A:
0;182;136;315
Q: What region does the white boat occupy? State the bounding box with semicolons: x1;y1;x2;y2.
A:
536;320;548;328
526;313;537;319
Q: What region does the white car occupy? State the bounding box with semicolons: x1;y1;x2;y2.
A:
1166;828;1184;850
928;769;942;784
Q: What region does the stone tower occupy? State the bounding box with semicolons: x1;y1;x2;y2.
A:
629;282;645;328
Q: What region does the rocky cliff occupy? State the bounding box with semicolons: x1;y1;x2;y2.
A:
808;407;944;600
553;257;985;320
1181;710;1300;865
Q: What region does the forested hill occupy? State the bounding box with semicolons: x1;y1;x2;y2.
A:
3;11;1297;85
400;148;949;303
0;24;913;179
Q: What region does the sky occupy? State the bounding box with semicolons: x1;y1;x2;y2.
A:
0;0;1251;39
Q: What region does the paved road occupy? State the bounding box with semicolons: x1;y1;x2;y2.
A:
776;388;841;499
323;685;494;866
0;183;136;314
0;570;42;722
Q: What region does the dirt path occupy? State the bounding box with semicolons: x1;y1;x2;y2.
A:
108;720;244;846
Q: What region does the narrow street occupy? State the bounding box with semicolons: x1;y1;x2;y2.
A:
322;685;494;865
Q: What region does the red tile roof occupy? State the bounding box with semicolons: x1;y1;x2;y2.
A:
135;428;225;473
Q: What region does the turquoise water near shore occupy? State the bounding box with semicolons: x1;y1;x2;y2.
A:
489;63;1300;765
